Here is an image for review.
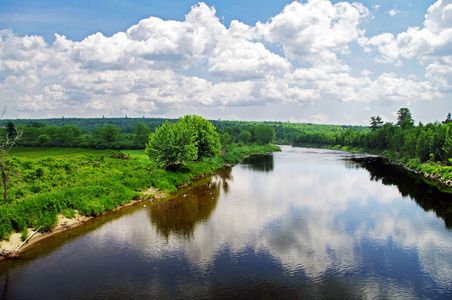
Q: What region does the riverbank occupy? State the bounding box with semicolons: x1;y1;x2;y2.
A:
1;145;280;259
0;187;167;258
294;143;452;191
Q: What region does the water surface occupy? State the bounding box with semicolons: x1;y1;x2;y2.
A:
1;146;452;299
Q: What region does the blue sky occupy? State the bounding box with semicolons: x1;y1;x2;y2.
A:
0;0;450;125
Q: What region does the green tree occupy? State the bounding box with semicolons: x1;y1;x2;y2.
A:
31;121;46;128
254;126;275;145
1;116;23;202
133;122;151;148
416;131;432;161
145;120;197;169
369;116;383;131
220;132;233;155
443;113;451;125
59;125;82;147
180;115;220;160
404;132;417;158
6;122;16;139
36;134;51;146
238;130;252;144
396;108;414;129
443;125;452;161
225;126;241;142
92;124;119;147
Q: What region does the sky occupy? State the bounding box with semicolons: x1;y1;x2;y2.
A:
0;0;451;125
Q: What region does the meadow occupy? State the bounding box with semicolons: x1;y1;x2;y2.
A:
0;145;279;242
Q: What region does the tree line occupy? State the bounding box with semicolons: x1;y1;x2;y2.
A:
1;118;280;151
1;117;365;148
293;108;452;164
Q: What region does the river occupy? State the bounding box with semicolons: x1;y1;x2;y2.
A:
1;146;452;299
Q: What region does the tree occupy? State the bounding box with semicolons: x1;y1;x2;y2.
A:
416;131;432;161
145;115;221;169
404;132;417;158
225;126;241;143
36;134;51;146
254;126;275;145
133;122;151;148
238;130;252;144
6;122;16;139
92;124;119;147
1;112;23;202
220;132;233;155
180;115;220;160
443;113;452;125
145;120;197;169
443;125;452;161
396;108;414;129
369;116;383;131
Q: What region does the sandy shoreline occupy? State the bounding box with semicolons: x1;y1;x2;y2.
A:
0;186;166;259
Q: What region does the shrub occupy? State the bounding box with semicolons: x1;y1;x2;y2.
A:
21;228;29;241
36;211;58;232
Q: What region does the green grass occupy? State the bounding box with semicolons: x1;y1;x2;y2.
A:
123;149;147;160
10;147;111;159
0;145;280;241
223;144;281;164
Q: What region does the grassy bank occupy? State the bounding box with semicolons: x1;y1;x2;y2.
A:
222;144;281;164
326;145;452;192
0;145;279;242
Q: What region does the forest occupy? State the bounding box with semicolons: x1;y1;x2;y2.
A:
293;109;452;185
293;109;452;162
0;117;365;149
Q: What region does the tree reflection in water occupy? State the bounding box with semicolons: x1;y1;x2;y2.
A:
349;156;452;229
148;169;233;240
241;154;274;172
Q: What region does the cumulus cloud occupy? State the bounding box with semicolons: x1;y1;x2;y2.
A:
0;1;449;119
253;0;369;71
363;0;452;91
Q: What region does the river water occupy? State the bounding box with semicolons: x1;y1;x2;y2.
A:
1;146;452;299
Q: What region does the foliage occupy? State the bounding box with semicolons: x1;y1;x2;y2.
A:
180;115;220;159
293;110;452;185
254;126;276;145
370;116;383;131
145;115;220;170
220;132;233;155
396;108;414;129
1;120;23;202
0;141;281;241
1;116;369;150
145;120;198;169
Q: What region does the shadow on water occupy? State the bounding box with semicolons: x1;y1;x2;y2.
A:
148;170;232;240
241;154;274;172
349;156;452;229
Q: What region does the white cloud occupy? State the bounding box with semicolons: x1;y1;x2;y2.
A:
363;0;452;92
253;0;369;71
389;5;401;16
0;1;449;119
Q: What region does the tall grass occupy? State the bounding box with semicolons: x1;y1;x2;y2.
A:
0;145;280;240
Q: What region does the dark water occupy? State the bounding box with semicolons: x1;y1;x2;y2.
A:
1;146;452;299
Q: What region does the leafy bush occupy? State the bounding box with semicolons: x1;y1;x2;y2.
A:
36;211;58;232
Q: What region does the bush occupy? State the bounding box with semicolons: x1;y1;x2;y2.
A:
36;211;58;232
21;228;29;241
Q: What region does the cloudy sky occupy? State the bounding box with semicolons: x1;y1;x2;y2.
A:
0;0;451;125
